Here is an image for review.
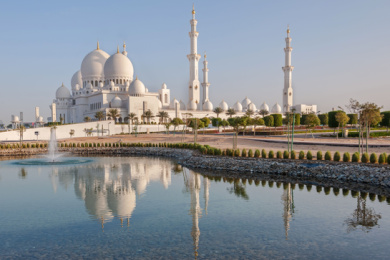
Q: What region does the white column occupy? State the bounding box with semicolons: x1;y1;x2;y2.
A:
201;53;210;106
282;26;294;113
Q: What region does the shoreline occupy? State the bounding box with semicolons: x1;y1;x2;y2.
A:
1;147;390;197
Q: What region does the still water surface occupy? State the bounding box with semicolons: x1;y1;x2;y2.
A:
0;156;389;259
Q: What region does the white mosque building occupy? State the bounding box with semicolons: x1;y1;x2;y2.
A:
50;6;316;124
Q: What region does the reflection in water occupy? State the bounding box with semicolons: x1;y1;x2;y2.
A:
345;196;381;233
282;183;295;240
19;168;28;179
227;179;249;200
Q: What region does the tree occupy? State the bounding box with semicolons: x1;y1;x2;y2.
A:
220;119;229;132
347;114;358;125
252;116;264;136
59;115;64;124
304;113;320;138
69;129;75;138
318;114;328;126
211;117;222;130
345;196;381;233
360;102;383;152
157;111;169;124
271;114;283;127
258;109;269;118
200;117;210;134
245;109;254;118
264;115;274;128
227;117;247;148
84;116;91;122
94;111;104;121
328;111;342;128
108;109;120;122
171;117;184;135
335;111;350;138
381;111;390;132
226;108;236;118
143;109;154;124
213;107;223;118
128;112;137;124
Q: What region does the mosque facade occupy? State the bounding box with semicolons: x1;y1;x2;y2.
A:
50;6;315;124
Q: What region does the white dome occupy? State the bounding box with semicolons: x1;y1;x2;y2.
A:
109;81;115;88
129;78;146;96
104;52;134;81
203;100;213;111
248;102;257;112
180;100;186;110
188;100;197;111
259;102;269;112
170;98;180;109
111;96;122;108
219;100;229;111
162;83;167;89
81;48;110;81
56;83;71;99
233;101;242;112
71;70;82;90
38;116;44;123
99;82;104;88
75;84;80;91
241;97;251;111
86;83;93;89
271;103;282;114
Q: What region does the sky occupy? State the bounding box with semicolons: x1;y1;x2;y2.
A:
0;0;389;123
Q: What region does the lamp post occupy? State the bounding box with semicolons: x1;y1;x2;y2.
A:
108;122;111;136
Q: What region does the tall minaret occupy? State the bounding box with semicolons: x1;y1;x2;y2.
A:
282;26;294;113
190;172;202;259
187;4;201;110
201;52;210;106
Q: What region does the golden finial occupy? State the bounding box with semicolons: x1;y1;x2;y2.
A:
287;24;290;34
136;75;138;80
192;3;195;14
204;51;207;58
97;41;100;50
117;45;119;53
123;41;126;49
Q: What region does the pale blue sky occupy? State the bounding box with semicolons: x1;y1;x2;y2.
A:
0;0;389;123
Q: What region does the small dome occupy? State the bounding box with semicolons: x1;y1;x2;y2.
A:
125;81;130;87
188;100;197;111
104;52;134;81
248;103;257;112
38;116;43;122
109;81;115;88
71;70;82;90
170;98;180;110
219;100;229;111
233;101;242;112
99;82;104;88
86;83;93;89
271;103;282;114
81;48;110;81
203;100;213;111
56;83;71;99
111;96;122;108
241;97;252;111
129;78;146;96
259;102;269;112
180;100;186;110
162;83;167;89
75;84;80;91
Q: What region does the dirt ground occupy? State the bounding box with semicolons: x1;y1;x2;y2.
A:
56;133;390;155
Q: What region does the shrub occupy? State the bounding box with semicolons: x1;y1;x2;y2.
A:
268;150;274;158
299;151;305;160
241;149;247;157
60;143;64;148
307;151;313;160
361;153;369;163
27;143;30;148
352;152;360;162
276;151;283;159
81;143;84;147
207;148;214;155
234;149;240;157
261;149;267;158
254;149;260;158
325;151;332;161
317;151;322;160
291;150;296;159
248;149;253;157
378;153;386;164
215;149;222;156
85;143;88;147
333;151;341;162
343;152;350;162
89;143;92;147
283;151;289;159
387;154;390;164
370;153;378;164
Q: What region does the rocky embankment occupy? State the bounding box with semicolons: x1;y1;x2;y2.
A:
1;147;390;196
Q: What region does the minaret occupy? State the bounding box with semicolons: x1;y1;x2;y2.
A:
201;52;210;106
203;177;209;215
190;172;202;259
282;26;294;113
187;4;201;110
122;41;127;56
282;183;294;240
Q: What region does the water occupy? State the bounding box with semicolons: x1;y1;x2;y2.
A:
0;156;390;259
45;127;63;162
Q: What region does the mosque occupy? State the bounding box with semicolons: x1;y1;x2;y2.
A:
50;5;316;124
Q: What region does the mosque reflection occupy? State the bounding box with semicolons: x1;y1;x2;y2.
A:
50;157;382;258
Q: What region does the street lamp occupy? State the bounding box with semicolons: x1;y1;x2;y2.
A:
108;122;111;136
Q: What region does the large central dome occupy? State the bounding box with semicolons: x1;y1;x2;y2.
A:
104;52;134;81
81;46;110;82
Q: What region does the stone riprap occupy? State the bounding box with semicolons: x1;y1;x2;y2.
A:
1;147;390;196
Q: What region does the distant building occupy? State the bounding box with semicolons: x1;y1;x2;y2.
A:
292;104;317;114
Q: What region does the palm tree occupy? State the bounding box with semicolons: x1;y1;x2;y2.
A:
226;108;236;118
128;112;137;124
143;109;154;124
258;109;269;118
213;107;223;118
84;116;91;122
245;109;254;118
157;111;169;123
108;109;120;122
94;111;104;121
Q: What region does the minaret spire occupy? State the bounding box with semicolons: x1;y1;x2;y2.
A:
187;4;201;110
282;25;294;113
201;52;210;106
97;41;100;50
117;45;119;53
122;41;127;56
